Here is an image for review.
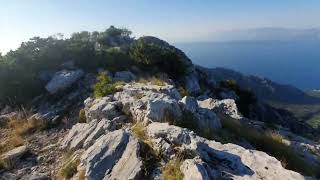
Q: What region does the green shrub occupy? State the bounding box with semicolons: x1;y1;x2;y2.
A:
0;26;132;104
219;80;257;117
93;72;117;97
78;109;87;123
130;38;188;79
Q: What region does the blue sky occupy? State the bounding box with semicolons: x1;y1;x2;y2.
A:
1;0;320;53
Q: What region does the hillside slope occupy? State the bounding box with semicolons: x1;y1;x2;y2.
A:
0;27;319;179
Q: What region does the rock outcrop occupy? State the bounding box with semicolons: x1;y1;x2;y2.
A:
147;123;310;180
59;79;314;179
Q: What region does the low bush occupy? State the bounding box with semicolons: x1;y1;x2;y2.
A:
219;80;257;117
130;38;188;79
78;109;87;123
219;114;320;178
93;72;117;98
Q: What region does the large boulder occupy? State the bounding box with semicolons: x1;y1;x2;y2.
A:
45;69;84;94
198;98;241;119
179;96;221;131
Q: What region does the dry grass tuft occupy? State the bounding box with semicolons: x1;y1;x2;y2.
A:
58;152;81;179
132;122;148;142
8;117;47;136
133;92;144;100
162;159;184;180
137;77;166;86
77;169;86;180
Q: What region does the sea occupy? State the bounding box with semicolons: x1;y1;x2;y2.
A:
175;40;320;90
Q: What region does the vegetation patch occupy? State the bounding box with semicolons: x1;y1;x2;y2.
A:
133;92;145;100
130;38;188;79
132;122;149;143
58;152;81;179
0;111;47;156
177;86;189;97
8;116;48;136
93;72;127;98
77;169;86;180
78;109;87;123
0;134;24;155
162;158;184;180
131;122;160;178
0;159;5;170
219;80;257;117
0;26;133;104
137;77;166;86
59;158;80;179
218;114;320;178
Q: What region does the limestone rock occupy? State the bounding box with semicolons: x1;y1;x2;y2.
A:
180;158;212;180
195;108;221;130
45;69;84;94
60;123;94;150
81;130;129;179
179;96;221;131
83;119;110;149
198;98;241;119
114;84;182;124
105;136;143;180
84;97;121;121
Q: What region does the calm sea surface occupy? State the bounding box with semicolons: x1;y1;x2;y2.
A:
176;41;320;90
